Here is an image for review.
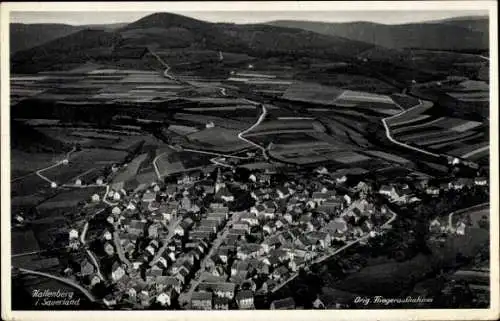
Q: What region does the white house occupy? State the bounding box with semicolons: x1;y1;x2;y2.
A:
69;229;79;240
156;292;171;306
113;192;121;201
475;177;488;186
111;264;126;282
91;194;100;202
425;187;440;196
456;222;466;236
112;207;122;215
336;175;347;184
103;230;113;241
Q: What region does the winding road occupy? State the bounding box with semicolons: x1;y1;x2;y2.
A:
381;101;441;158
35;147;77;186
238;104;269;160
80;219;105;280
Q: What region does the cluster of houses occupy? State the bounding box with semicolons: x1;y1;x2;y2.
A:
187;169;391;309
70;162;467;310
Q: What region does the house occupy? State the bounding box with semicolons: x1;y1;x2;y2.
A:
215;187;234;203
190;230;213;242
250;204;266;216
240;212;259;226
197;282;235;299
313;297;326;309
232;220;251;234
324;218;348;234
268;248;289;263
138;290;151;307
379;185;398;198
449;178;473;190
312;191;336;205
456;221;467;235
276;186;291;199
270;297;296;310
429;218;442;233
306;231;331;249
142;191;157;203
111;262;126;282
262;222;276;235
155;276;182;294
91;194;100;202
156;291;171;306
213;297;229;310
150;264;163;277
275;218;287;230
317;199;343;214
104;242;115;256
235;290;254;309
191;291;213;310
289;256;306;272
90;274;101;287
425;186;440;196
103;294;117;307
175;218;194;236
237;243;262;260
474;177;488;186
80;259;94;277
159;203;177;222
128;220;146;237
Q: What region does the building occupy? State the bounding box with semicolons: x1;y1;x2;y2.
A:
213;297;229;310
235;290;254;309
474;177;488;186
191;291;213;310
197;282;236;299
111;262;126;282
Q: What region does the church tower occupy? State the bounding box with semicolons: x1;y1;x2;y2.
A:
215;167;223;193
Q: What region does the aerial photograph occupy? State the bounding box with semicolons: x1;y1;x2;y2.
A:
7;6;492;312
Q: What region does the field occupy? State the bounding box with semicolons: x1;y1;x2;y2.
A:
245;119;326;137
173;113;253;131
11;150;66;179
332;225;489;297
36;187;104;218
387;103;488;159
154;148;187;177
12;230;40;255
296;72;398;94
11;148;128;202
36;127;147;151
281;81;345;104
112;153;149;185
186;127;251;150
11;67;191;106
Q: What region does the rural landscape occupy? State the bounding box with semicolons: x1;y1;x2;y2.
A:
8;10;491;311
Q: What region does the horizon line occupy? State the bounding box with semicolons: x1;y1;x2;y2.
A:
9;11;489;27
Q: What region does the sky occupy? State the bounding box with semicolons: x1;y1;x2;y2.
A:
10;10;488;26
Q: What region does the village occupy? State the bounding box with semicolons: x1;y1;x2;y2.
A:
56;155;489;310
